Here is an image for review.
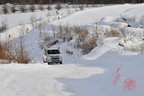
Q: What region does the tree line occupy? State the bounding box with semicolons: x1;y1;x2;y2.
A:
0;0;143;4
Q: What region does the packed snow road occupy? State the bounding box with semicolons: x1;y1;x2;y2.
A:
0;63;105;96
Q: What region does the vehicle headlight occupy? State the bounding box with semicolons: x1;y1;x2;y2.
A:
60;56;62;60
47;56;51;60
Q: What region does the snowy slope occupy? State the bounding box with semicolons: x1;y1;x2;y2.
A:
51;4;144;25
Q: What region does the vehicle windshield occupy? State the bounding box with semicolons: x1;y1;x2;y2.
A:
47;50;60;54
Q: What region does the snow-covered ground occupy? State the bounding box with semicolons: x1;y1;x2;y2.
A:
0;3;144;96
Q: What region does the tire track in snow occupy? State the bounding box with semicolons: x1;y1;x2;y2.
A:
0;64;105;96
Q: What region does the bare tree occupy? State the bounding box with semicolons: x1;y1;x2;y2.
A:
29;13;37;28
93;18;99;39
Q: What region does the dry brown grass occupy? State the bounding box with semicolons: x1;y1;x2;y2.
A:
104;27;126;38
110;28;120;37
119;28;126;37
0;26;31;64
0;42;6;60
73;26;97;54
39;24;97;55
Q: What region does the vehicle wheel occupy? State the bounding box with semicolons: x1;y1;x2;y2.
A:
46;58;49;65
60;62;62;64
43;58;46;63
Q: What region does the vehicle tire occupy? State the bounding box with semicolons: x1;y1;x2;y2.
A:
60;62;62;64
43;58;46;63
46;58;49;65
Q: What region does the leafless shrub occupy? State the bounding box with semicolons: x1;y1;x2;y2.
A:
51;25;57;39
46;5;52;10
39;31;59;49
14;31;31;64
73;26;97;55
0;60;9;64
37;22;43;38
39;32;51;49
2;5;9;14
3;37;15;63
79;4;84;10
0;42;6;60
0;18;8;33
49;40;59;46
140;42;144;51
39;24;97;55
93;18;99;39
104;28;111;37
82;36;97;54
0;26;31;64
86;4;89;8
38;5;45;11
57;25;64;40
11;5;17;13
63;25;73;42
29;5;36;12
92;2;96;7
65;49;73;55
74;27;89;42
29;13;37;28
19;5;27;12
67;10;71;14
65;5;69;9
57;24;73;42
104;27;126;38
55;2;62;10
73;25;81;35
74;35;97;55
113;37;144;52
56;10;59;15
47;12;51;17
110;28;120;37
119;28;126;37
1;30;31;64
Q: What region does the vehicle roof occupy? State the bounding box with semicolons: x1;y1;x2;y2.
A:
46;48;59;50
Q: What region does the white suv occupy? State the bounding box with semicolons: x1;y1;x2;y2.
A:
43;48;62;64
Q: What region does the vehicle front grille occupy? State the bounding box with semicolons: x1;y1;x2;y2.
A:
51;56;59;59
